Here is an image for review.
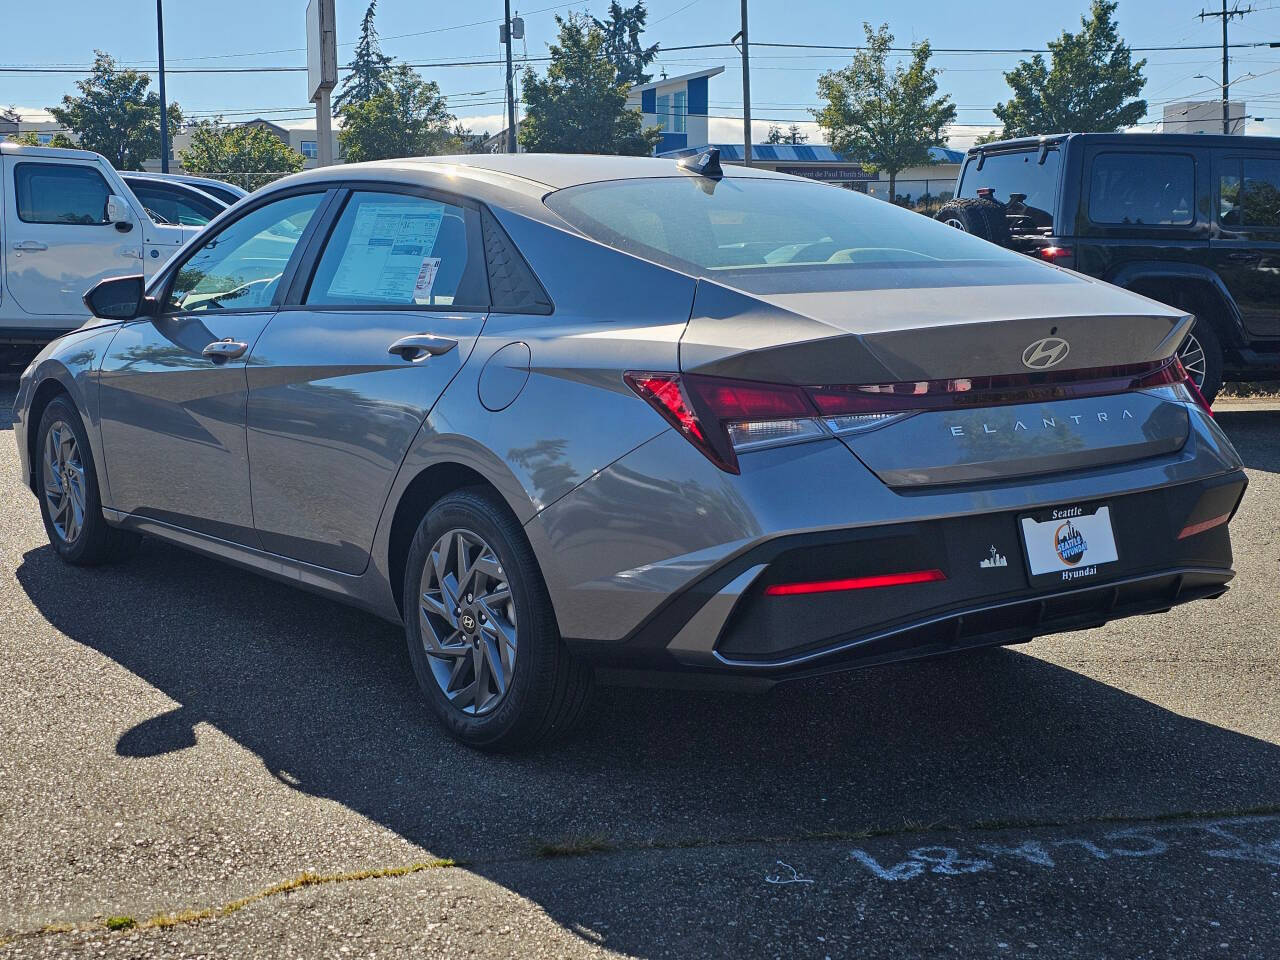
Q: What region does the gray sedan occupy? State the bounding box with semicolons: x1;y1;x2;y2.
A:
11;152;1247;750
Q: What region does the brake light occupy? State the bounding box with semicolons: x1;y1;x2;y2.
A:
1036;245;1073;265
764;568;947;596
625;357;1190;474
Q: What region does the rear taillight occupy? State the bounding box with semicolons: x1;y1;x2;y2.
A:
1175;357;1214;417
1035;245;1074;267
626;357;1192;474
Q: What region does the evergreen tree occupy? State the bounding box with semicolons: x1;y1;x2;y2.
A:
333;0;392;116
992;1;1146;137
592;1;659;88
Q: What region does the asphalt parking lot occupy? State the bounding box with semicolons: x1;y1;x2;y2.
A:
0;385;1277;959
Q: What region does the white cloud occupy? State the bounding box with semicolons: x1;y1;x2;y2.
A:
453;112;506;136
5;106;57;123
706;117;825;146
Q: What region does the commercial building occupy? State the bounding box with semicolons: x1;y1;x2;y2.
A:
1163;100;1248;135
624;67;724;155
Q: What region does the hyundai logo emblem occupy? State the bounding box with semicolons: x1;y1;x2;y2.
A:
1022;337;1071;370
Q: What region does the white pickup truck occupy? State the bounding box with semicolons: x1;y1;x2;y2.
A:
1;142;200;370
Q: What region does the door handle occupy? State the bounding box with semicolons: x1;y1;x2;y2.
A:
13;240;47;251
387;334;458;361
202;339;249;364
1227;251;1261;262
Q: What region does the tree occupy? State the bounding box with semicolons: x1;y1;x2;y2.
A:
338;65;454;162
179;121;305;191
48;51;182;169
592;1;658;87
520;14;661;156
813;24;956;201
991;1;1146;138
332;0;392;116
766;123;809;145
8;130;77;148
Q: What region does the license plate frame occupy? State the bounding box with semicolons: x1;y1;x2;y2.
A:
1018;502;1119;584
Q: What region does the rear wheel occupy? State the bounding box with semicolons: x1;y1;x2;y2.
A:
403;488;593;751
36;397;138;565
1177;318;1224;405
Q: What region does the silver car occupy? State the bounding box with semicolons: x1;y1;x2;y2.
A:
11;153;1247;750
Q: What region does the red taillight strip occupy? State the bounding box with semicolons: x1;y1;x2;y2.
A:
764;568;947;596
808;358;1183;416
1177;512;1231;540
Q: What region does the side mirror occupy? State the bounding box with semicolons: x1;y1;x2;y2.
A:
84;275;153;321
106;195;134;233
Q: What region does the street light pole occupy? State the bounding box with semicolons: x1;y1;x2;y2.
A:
156;0;169;172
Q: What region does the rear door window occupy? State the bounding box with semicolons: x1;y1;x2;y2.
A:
128;182;223;226
14;162;111;225
305;191;488;308
1219;157;1280;229
1089;152;1195;226
958;148;1060;230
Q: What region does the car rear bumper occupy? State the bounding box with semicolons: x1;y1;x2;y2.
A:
563;468;1244;678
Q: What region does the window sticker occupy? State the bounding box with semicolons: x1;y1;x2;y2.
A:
327;201;445;302
413;257;441;304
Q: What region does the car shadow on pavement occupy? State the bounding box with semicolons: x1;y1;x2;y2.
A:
15;536;1280;958
1213;408;1280;472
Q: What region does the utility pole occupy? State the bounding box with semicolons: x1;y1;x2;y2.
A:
1199;1;1253;134
156;0;169;172
503;0;517;153
733;0;751;166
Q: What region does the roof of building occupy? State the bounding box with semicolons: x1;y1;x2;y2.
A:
663;143;965;164
629;67;725;94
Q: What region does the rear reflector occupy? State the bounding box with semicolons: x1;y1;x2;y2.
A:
1177;512;1231;540
764;568;947;596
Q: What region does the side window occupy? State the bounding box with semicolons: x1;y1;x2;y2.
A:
166;192;323;313
130;184;221;226
14;163;111;225
1223;158;1280;229
1089;152;1195;226
305;191;487;308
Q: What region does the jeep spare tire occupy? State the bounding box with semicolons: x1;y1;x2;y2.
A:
936;198;1010;248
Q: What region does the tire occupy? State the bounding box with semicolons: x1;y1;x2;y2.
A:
35;396;139;566
402;488;594;751
935;197;1010;247
1178;317;1224;406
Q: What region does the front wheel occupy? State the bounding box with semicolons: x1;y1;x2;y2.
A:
36;396;138;565
403;488;593;751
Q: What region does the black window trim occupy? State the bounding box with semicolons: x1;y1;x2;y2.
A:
1085;148;1199;230
123;178;225;223
148;184;342;320
1214;152;1280;235
12;160;114;226
280;179;492;314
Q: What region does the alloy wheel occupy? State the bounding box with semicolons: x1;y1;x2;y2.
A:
43;421;86;545
418;528;519;716
943;217;966;231
1178;330;1208;389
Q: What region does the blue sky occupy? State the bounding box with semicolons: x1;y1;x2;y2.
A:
5;0;1280;147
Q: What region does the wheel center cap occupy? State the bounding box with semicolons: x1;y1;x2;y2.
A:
460;612;477;634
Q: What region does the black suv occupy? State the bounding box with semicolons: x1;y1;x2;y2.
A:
938;132;1280;402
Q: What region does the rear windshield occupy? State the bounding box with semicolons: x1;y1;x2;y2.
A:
958;148;1061;231
545;176;1029;284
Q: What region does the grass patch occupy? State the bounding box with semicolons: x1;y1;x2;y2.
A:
104;916;135;931
535;835;615;858
143;859;455;931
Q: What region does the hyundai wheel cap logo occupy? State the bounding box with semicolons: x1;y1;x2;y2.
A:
1022;336;1070;370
